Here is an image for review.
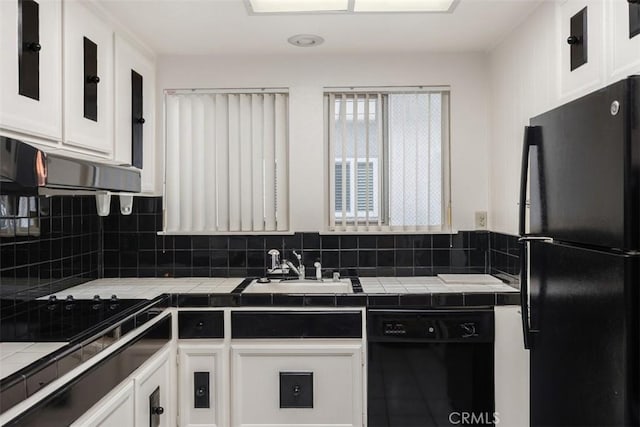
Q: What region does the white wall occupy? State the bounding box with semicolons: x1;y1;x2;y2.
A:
156;52;490;232
488;1;558;235
488;0;640;235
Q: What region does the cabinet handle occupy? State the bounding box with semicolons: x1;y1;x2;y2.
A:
26;42;41;52
137;117;146;124
566;35;581;45
87;75;100;84
292;385;301;396
196;321;204;330
151;406;165;415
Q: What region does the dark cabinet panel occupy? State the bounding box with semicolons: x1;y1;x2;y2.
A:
131;70;144;169
631;0;640;38
83;37;99;121
18;0;40;100
193;372;210;409
178;311;224;339
568;7;588;71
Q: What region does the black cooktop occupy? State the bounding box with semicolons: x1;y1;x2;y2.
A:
0;297;149;342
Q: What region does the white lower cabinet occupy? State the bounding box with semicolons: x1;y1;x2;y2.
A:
494;305;530;427
71;381;135;427
230;340;364;427
73;346;174;427
178;343;227;427
133;346;173;427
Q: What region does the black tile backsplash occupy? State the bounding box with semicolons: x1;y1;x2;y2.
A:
0;195;100;300
489;232;521;285
0;194;520;290
100;197;497;278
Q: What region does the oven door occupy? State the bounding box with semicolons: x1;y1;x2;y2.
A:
367;341;495;427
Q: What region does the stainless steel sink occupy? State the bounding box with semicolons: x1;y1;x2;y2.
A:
243;278;353;294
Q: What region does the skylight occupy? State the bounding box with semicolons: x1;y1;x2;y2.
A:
247;0;457;14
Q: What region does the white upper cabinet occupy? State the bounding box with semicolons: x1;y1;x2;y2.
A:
0;0;62;142
62;1;114;156
114;34;156;192
558;0;606;102
606;0;640;82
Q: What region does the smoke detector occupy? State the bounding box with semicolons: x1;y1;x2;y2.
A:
287;34;325;47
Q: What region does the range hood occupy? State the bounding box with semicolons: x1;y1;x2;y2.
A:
0;137;141;194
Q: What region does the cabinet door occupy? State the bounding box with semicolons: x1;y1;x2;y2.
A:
558;0;606;102
114;34;156;193
178;343;227;427
62;1;113;155
133;347;173;427
71;381;135;427
494;306;529;427
607;0;640;82
0;0;61;141
231;341;363;427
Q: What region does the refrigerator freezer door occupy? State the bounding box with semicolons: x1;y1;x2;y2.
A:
529;76;640;250
528;241;638;426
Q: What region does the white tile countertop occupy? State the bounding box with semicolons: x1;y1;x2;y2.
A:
359;275;518;294
0;342;67;379
41;278;243;300
40;275;517;300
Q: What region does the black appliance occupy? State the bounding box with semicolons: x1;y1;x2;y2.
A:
520;75;640;426
0;296;147;342
367;309;495;426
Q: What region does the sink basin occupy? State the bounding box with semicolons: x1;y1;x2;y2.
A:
244;278;353;294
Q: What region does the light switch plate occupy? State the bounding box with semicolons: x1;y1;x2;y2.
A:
475;211;487;230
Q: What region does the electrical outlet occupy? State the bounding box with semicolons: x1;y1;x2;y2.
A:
475;211;487;230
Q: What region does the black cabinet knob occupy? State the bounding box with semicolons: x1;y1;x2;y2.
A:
293;385;301;396
196;321;204;330
137;117;146;124
26;42;41;52
151;406;164;415
567;35;581;45
87;75;100;84
196;386;206;397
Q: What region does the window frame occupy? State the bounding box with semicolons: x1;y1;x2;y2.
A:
325;86;452;232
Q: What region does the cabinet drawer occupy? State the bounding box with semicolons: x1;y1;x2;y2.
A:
179;311;224;339
231;311;362;339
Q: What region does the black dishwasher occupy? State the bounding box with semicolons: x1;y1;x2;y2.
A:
367;309;495;427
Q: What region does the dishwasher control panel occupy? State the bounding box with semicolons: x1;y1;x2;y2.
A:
369;309;494;343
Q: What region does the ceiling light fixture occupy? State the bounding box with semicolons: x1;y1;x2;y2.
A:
354;0;456;12
247;0;458;14
249;0;348;13
287;34;325;47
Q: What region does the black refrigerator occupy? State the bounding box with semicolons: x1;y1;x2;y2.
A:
520;76;640;427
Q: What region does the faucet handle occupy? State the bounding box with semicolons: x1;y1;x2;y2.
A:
267;249;280;270
293;251;302;262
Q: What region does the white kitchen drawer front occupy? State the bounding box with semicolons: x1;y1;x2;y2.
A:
231;341;364;427
62;0;114;155
114;34;156;192
70;381;135;427
607;0;640;81
0;0;62;141
178;343;227;427
558;0;606;102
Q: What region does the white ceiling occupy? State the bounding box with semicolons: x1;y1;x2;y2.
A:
98;0;543;55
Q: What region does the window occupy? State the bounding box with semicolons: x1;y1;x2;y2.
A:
327;89;450;232
164;90;289;233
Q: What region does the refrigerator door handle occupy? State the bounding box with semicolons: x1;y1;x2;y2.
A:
519;126;540;236
519;125;542;350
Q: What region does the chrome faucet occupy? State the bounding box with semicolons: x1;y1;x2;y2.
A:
267;249;305;279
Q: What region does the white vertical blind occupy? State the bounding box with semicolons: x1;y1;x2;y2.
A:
328;90;449;232
165;90;289;233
